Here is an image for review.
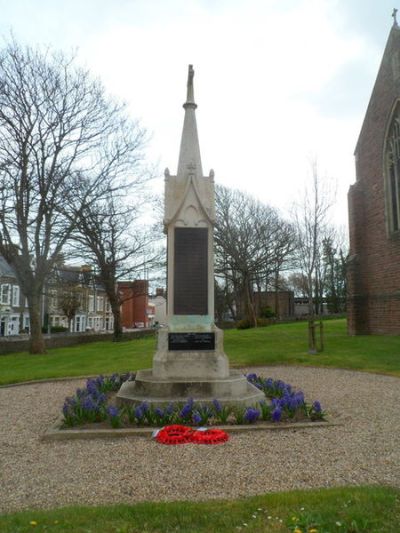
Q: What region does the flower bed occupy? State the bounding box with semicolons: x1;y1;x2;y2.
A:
61;373;325;429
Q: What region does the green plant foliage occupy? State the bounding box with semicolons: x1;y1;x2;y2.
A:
1;319;400;386
0;486;398;532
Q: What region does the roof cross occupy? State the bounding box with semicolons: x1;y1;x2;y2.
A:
392;8;398;26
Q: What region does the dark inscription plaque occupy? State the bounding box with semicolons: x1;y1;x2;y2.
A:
168;332;215;351
174;227;208;315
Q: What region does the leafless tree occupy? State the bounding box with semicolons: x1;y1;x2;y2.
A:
291;159;335;353
215;185;295;325
0;39;147;352
70;191;162;341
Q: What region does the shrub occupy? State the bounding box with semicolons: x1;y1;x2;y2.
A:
236;319;254;329
256;318;271;327
42;325;69;333
259;306;276;319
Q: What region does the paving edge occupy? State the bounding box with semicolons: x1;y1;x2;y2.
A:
41;417;339;441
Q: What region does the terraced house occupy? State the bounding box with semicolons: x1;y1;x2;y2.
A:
46;265;114;333
0;256;29;336
0;257;115;336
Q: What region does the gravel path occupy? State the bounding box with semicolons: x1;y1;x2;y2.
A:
1;366;399;514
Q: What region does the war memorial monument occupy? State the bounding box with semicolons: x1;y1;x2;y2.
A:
117;65;263;407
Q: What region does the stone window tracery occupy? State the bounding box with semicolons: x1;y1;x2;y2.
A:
386;110;400;233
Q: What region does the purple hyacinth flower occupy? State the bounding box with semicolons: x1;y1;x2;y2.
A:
312;401;322;413
192;412;202;425
180;403;192;419
82;396;96;411
244;407;260;423
165;403;174;416
272;407;282;422
107;406;119;418
212;399;222;413
135;405;143;419
154;407;164;418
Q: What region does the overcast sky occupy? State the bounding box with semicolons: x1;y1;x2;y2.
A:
0;0;397;227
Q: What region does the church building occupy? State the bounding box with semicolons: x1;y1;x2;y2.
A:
347;12;400;334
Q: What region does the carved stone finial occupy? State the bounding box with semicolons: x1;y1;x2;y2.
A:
188;64;194;85
393;8;398;26
164;167;170;178
184;64;197;108
209;169;215;179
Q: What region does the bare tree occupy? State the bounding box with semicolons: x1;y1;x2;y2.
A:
291;160;335;353
215;185;295;326
71;191;162;341
0;40;146;353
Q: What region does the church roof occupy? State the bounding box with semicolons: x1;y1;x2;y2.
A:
355;15;400;154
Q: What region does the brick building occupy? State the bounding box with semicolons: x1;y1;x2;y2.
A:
253;290;295;319
119;280;154;329
348;17;400;334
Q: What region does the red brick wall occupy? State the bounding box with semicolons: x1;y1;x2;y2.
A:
348;25;400;335
253;291;295;318
119;280;150;328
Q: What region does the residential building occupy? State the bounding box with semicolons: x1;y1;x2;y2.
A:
0;256;27;336
47;265;114;333
119;280;154;328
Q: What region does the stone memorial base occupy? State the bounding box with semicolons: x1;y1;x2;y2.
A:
116;327;264;408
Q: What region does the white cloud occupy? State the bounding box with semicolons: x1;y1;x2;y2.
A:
0;0;395;227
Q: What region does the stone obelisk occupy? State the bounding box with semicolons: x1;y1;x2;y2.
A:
117;66;264;406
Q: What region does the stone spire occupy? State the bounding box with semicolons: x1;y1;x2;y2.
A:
176;65;203;179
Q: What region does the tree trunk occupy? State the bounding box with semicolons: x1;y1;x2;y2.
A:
274;269;280;318
244;278;257;327
29;303;46;354
112;303;123;341
308;274;317;354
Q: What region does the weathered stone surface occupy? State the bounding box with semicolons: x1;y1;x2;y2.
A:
116;369;264;408
117;64;265;408
152;327;229;380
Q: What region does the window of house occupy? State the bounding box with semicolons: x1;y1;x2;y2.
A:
88;295;94;312
49;290;58;309
97;296;104;311
386;108;400;233
12;285;20;307
1;284;11;305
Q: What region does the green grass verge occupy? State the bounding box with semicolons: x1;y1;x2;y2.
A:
0;319;399;386
0;486;399;532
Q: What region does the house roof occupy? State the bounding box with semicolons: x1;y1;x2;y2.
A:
0;256;17;279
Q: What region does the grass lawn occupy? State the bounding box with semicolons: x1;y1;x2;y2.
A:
0;318;399;385
1;321;399;530
1;486;399;532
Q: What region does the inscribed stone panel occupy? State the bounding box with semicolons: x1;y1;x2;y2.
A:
174;228;208;315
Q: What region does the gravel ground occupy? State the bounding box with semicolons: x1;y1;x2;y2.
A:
1;366;399;514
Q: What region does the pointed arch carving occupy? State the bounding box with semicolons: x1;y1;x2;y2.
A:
384;99;400;233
